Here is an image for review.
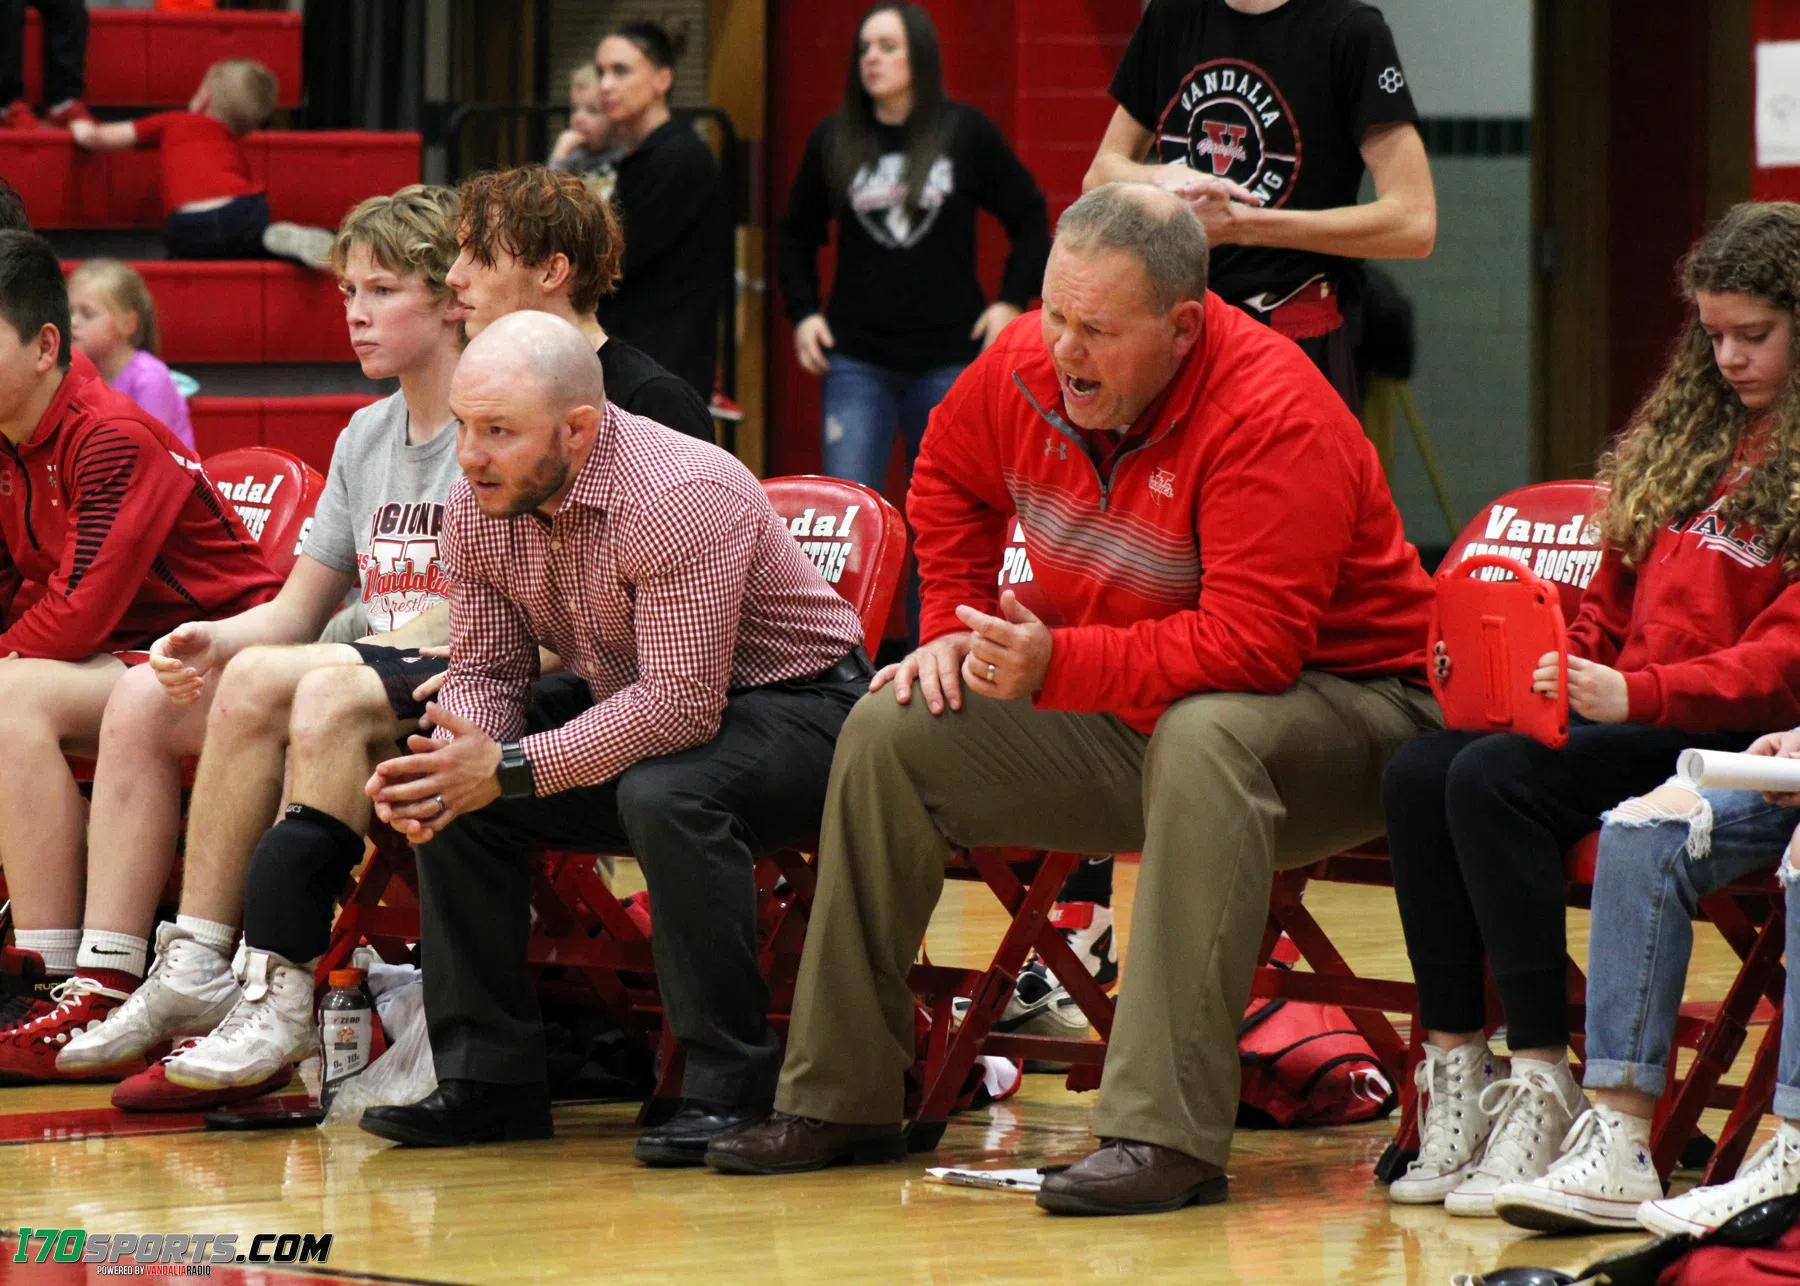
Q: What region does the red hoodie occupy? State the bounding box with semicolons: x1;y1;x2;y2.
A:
0;353;282;661
908;294;1433;734
1568;467;1800;730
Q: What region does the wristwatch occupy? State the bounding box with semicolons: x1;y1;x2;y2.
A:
497;741;536;799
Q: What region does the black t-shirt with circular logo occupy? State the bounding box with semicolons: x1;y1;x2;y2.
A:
1109;0;1418;311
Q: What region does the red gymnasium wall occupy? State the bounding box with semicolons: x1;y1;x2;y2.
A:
1753;0;1800;203
1606;2;1713;441
764;0;1141;480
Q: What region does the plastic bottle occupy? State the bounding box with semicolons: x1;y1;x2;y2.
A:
319;968;375;1109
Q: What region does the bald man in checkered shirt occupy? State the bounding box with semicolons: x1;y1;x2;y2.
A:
360;311;870;1157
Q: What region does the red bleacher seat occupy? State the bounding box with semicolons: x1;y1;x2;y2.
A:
59;261;353;364
24;9;303;109
5;131;421;231
190;395;377;474
201;446;327;577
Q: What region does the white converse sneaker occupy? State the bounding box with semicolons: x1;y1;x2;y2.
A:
1637;1121;1800;1236
1387;1042;1510;1204
1444;1060;1588;1217
1494;1106;1663;1231
162;948;317;1091
56;923;237;1074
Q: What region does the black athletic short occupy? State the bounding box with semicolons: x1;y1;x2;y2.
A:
349;643;450;721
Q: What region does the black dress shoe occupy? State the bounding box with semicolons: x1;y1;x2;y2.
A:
633;1099;771;1167
359;1078;554;1147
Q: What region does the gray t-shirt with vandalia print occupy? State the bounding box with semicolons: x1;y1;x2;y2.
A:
301;392;461;634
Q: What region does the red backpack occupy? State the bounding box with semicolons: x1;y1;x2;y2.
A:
1237;938;1396;1128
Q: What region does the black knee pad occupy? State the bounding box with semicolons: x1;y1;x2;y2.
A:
241;804;365;962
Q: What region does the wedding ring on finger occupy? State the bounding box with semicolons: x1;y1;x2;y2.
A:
433;794;447;814
987;662;997;683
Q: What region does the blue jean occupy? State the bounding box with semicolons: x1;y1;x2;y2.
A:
1583;786;1799;1118
820;353;964;489
820;353;965;642
163;193;270;261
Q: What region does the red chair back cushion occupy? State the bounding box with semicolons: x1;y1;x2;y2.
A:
761;475;906;644
1442;480;1604;619
201;446;326;577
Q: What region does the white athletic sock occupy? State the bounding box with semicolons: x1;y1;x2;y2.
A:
76;929;147;978
176;915;238;955
14;929;80;974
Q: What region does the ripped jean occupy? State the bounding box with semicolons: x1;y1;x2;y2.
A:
1584;786;1800;1118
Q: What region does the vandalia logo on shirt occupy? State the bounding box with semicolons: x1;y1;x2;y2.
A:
849;153;956;249
357;500;450;630
1157;57;1300;208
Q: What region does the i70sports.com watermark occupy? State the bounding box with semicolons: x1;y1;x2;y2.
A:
11;1228;332;1274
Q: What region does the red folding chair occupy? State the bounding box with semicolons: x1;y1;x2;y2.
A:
200;446;328;577
0;449;332;934
1251;481;1786;1186
324;476;908;1103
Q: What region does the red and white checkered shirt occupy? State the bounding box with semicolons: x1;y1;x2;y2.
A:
437;404;864;795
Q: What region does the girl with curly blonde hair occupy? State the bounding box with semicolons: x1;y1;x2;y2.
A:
1379;201;1800;1219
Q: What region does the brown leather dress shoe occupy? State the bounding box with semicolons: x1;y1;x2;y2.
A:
1036;1138;1228;1215
704;1111;907;1174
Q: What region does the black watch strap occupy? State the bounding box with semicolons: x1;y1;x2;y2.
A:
497;741;536;799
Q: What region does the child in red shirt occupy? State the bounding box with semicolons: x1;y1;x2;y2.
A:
68;59;333;268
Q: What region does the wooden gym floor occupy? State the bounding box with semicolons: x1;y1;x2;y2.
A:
0;860;1773;1285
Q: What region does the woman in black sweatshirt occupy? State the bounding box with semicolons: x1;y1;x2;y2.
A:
779;3;1049;508
593;21;732;400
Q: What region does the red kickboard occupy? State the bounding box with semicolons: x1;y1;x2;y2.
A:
190;395;377;474
59;260;354;365
24;10;303;110
3;131;420;231
1428;553;1571;747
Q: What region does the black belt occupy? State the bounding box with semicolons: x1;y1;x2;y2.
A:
757;645;872;694
813;645;873;685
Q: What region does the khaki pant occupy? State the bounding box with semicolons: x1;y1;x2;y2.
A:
775;672;1442;1165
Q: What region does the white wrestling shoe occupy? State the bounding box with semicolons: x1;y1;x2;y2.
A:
1637;1121;1800;1236
56;923;237;1073
1494;1106;1663;1231
1445;1059;1588;1217
163;948;317;1090
1387;1041;1509;1205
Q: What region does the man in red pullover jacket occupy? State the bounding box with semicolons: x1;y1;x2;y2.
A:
710;184;1441;1211
0;231;280;1042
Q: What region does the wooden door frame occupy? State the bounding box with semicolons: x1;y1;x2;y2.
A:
709;0;768;476
1531;0;1610;484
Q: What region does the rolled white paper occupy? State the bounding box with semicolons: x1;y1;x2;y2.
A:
1676;748;1800;793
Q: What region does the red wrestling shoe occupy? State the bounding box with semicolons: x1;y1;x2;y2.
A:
113;1039;294;1112
0;947;59;1029
0;970;146;1083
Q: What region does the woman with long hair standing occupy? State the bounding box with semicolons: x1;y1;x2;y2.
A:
779;2;1049;629
593;21;731;401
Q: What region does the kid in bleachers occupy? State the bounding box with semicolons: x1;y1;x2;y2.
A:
1382;201;1800;1219
548;63;621;189
67;58;334;269
68;259;193;451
